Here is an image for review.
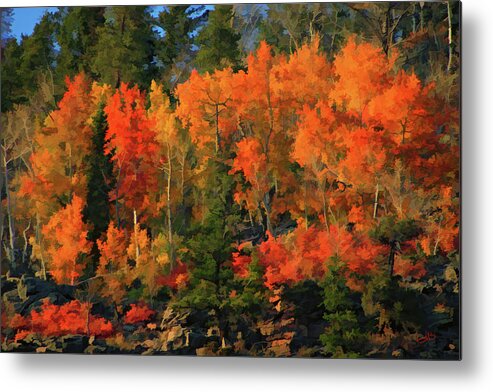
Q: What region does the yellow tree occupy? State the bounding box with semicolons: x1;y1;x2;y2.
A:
175;68;237;156
175;68;238;222
148;81;181;267
1;105;36;265
96;221;130;306
230;41;323;234
126;214;168;301
18;74;94;220
292;103;345;233
229;42;282;234
34;195;92;285
17;74;95;277
331;37;396;219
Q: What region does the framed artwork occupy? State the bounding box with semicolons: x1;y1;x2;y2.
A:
0;1;461;359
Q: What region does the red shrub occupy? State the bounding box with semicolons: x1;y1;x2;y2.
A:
9;299;113;340
123;303;156;324
156;262;189;290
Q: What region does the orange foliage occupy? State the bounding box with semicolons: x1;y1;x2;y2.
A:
156;262;189;290
14;330;32;342
176;68;237;152
258;232;297;289
292;103;339;173
229;137;270;212
332;36;395;114
393;256;427;280
123;303;156;324
105;83;159;217
228;42;299;225
344;236;385;275
96;222;130;304
97;222;128;273
18;73;94;223
9;299;113;339
290;225;332;278
364;71;422;135
255;223;385;289
274;36;333;107
340;126;388;190
232;252;252;278
39;195;91;285
8;37;458;323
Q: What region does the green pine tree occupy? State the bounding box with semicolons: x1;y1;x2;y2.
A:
1;8;14;46
83;102;115;266
55;6;106;79
1;38;23;111
92;6;158;88
195;5;241;73
156;5;207;87
13;12;58;106
320;260;368;358
177;158;241;333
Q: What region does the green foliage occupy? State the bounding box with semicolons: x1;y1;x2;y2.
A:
92;6;158;88
195;5;241;73
1;38;23;111
178;158;241;313
1;8;14;42
2;12;58;110
83;103;115;252
320;261;368;357
283;280;323;321
156;5;208;87
19;13;58;85
229;254;268;314
259;3;351;55
371;216;422;245
370;217;422;277
55;7;106;79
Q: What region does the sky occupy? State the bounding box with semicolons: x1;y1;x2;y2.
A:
10;7;58;40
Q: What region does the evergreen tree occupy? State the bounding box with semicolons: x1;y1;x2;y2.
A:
195;5;241;73
320;260;368;358
1;38;22;111
92;6;158;88
370;217;422;278
55;6;106;79
156;5;208;88
178;158;241;333
1;8;14;46
83;103;115;263
15;12;58;105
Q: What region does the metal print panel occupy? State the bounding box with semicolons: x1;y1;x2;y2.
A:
0;1;461;359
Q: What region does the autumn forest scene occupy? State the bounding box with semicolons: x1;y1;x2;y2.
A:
0;2;460;358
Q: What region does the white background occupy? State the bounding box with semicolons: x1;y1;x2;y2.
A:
0;0;490;391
